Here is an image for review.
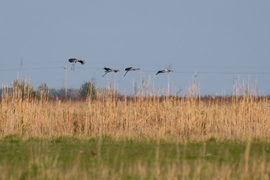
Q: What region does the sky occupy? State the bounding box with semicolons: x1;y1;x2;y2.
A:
0;1;269;96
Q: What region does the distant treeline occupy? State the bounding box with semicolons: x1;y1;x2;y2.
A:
0;80;122;99
0;87;80;98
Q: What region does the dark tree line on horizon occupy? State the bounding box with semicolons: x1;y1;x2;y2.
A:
0;80;100;99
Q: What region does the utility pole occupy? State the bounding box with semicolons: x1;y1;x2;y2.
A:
64;62;68;97
18;57;23;79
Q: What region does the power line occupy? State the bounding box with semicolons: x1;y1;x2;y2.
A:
0;67;63;71
75;67;270;74
86;61;270;69
0;61;269;76
1;60;270;69
171;71;270;75
0;66;269;75
0;60;65;66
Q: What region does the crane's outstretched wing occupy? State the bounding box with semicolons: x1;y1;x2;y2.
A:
125;67;132;71
104;67;111;71
68;58;76;63
78;60;85;64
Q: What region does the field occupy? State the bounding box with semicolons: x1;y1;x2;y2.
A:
1;135;270;179
1;85;270;179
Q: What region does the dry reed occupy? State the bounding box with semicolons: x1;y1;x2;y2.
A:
1;83;269;141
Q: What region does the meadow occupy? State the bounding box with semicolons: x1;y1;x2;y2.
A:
0;82;270;179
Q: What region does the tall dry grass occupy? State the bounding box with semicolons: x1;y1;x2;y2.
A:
1;81;270;140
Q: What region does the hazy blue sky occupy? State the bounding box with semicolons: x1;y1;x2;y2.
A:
1;1;269;96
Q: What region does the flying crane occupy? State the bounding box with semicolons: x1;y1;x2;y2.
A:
68;58;85;70
124;67;140;76
155;65;173;75
102;67;119;77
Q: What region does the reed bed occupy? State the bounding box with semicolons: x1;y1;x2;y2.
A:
1;87;269;140
1;82;270;179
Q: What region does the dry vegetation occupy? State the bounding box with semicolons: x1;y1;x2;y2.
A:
1;82;269;140
1;81;270;179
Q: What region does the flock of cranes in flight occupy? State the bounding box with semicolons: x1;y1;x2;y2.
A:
68;58;173;77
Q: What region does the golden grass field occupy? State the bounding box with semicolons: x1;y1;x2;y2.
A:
0;85;269;140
